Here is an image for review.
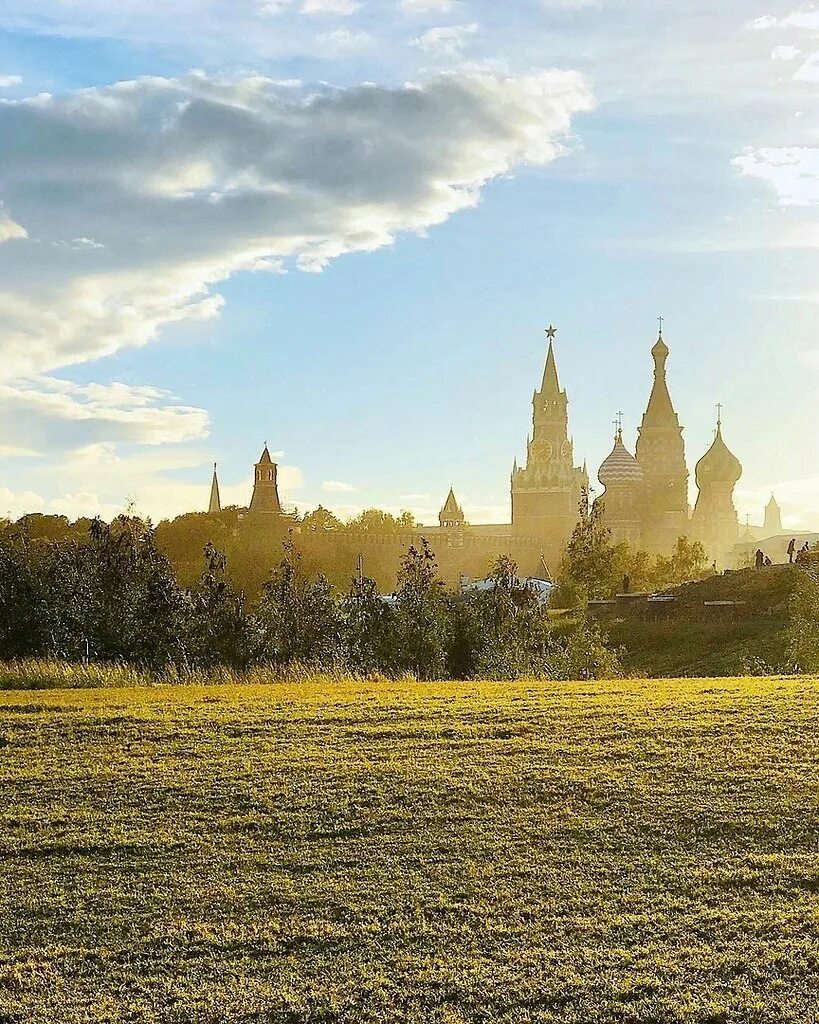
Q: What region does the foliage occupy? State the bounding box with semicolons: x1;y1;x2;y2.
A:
786;570;819;672
254;537;343;667
0;522;626;680
560;491;617;601
390;539;450;679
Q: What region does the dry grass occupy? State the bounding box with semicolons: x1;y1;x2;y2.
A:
1;674;819;1022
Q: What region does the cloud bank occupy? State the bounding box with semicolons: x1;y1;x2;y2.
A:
0;69;594;379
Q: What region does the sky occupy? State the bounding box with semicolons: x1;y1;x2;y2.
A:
0;0;818;529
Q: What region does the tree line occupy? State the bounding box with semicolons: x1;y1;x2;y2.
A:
0;516;620;680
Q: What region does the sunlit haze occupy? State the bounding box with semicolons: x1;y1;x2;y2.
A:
0;1;816;530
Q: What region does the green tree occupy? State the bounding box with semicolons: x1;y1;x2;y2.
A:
254;538;342;668
651;536;710;590
786;571;819;672
341;572;393;674
559;492;618;602
391;540;449;679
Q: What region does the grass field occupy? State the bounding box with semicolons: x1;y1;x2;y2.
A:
2;676;819;1022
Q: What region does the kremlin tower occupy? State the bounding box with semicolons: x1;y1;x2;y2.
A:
690;411;742;565
511;328;588;563
635;326;689;553
439;488;466;528
248;445;283;516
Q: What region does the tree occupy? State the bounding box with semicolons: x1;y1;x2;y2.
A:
651;536;710;590
301;505;343;532
787;572;819;673
391;540;449;679
341;572;393;674
188;543;250;668
560;492;618;601
254;538;342;667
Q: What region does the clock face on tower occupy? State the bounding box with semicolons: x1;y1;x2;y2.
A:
543;441;553;461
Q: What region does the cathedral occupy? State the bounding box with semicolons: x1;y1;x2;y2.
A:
204;324;747;575
509;323;743;567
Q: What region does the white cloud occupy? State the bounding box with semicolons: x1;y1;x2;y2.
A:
302;0;359;13
400;0;457;12
0;75;22;88
0;486;45;518
414;22;478;56
0;377;209;451
0;208;27;243
733;146;819;206
322;479;355;492
747;15;778;30
316;27;372;51
0;69;593;378
771;44;801;60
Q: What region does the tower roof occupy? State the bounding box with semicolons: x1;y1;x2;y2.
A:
540;339;562;397
695;419;742;488
441;487;462;516
258;445;273;465
598;429;644;488
641;330;680;429
766;493;780;511
208;462;221;515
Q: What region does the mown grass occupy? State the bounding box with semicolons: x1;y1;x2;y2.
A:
2;675;819;1022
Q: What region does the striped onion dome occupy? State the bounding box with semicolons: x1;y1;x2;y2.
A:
598;430;644;488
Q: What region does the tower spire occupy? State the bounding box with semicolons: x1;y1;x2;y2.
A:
208;462;221;515
541;326;561;396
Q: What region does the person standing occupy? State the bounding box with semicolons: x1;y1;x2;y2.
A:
788;538;796;564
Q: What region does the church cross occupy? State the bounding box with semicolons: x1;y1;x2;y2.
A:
657;315;664;337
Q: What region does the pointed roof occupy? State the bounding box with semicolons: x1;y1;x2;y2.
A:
258;444;273;465
442;487;461;516
208;462;221;515
439;487;465;526
540;340;562;396
766;493;780;511
695;419;742;487
641;330;681;429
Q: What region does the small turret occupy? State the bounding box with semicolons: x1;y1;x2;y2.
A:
439;487;466;528
763;493;782;537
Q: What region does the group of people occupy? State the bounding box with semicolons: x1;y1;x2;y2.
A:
754;539;813;569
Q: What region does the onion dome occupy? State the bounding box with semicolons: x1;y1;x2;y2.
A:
651;331;669;363
695;419;742;488
598;429;644;488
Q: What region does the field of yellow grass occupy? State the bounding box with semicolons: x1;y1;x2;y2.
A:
2;675;819;1022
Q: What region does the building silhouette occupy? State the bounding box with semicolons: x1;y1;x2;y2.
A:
634;328;690;552
510;329;588;563
201;323;772;577
208;463;221;515
439;488;466;529
248;445;282;517
690;412;742;561
596;421;644;547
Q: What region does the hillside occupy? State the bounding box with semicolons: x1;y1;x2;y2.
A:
3;676;819;1021
607;565;805;677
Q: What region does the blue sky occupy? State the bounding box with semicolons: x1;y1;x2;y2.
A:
0;0;818;528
